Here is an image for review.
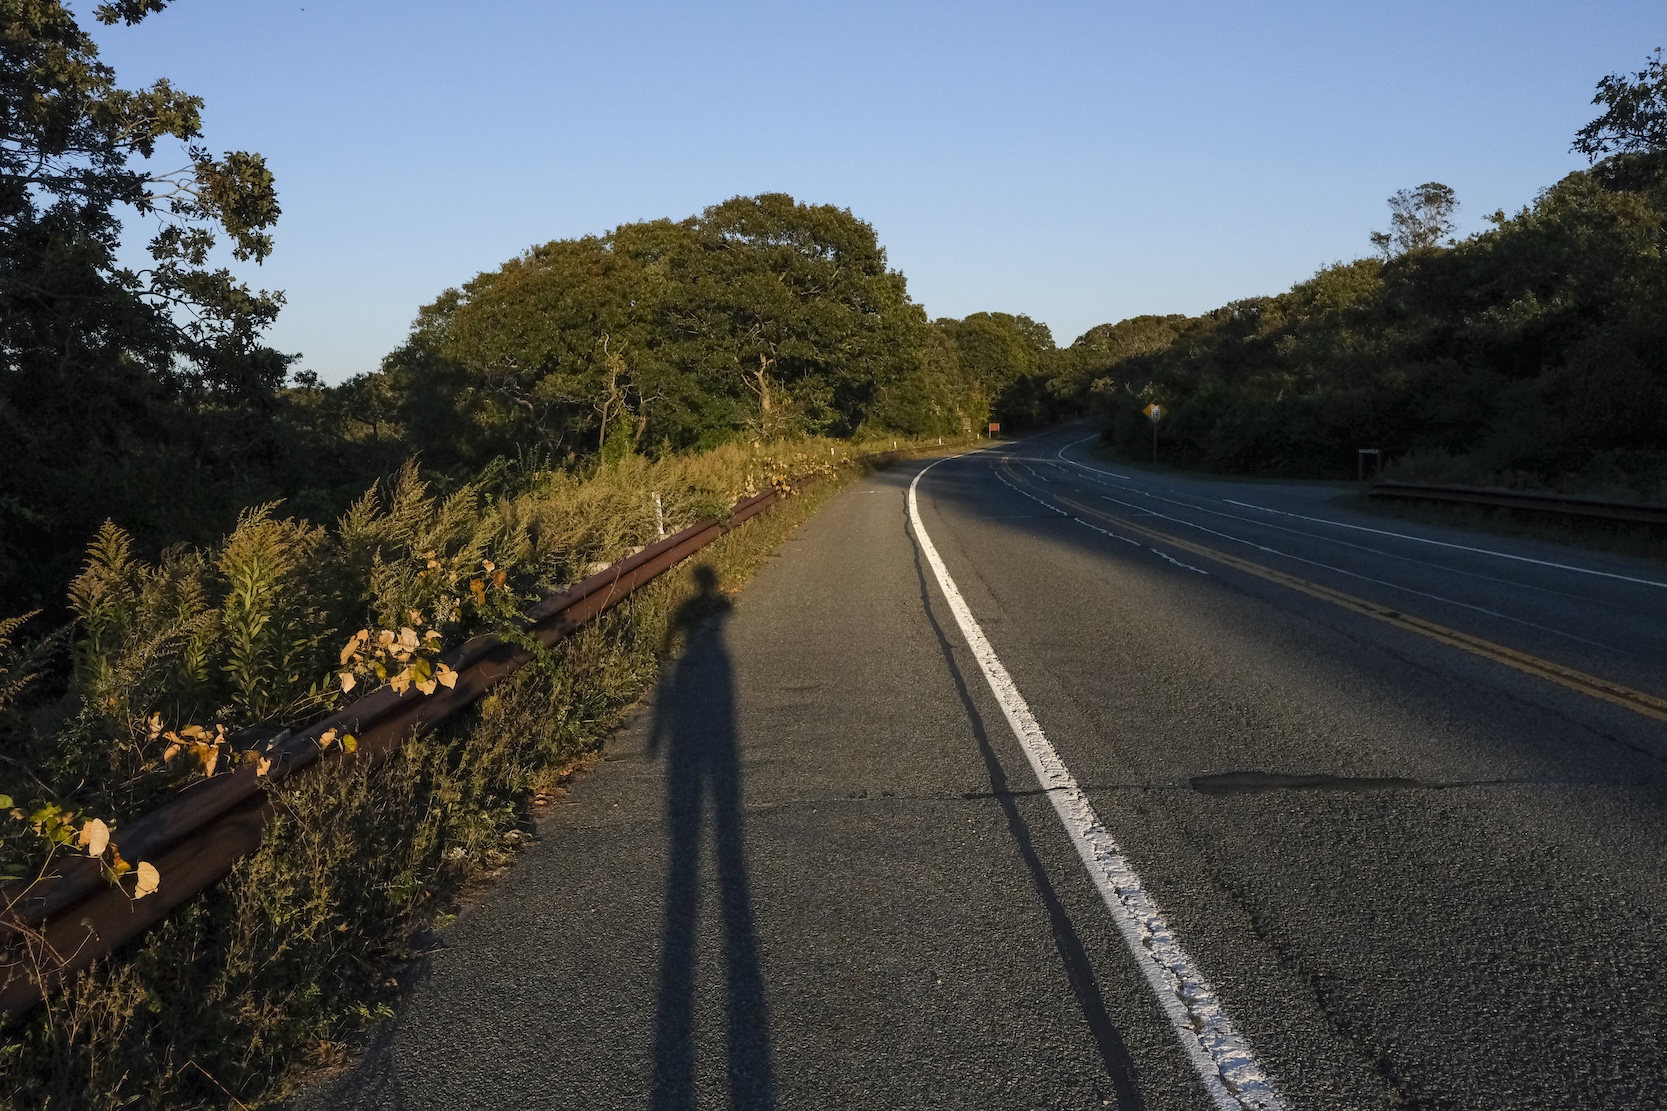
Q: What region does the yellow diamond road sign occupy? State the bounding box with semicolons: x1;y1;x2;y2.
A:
1144;403;1165;421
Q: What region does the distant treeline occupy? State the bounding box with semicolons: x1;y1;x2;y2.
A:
1067;56;1667;498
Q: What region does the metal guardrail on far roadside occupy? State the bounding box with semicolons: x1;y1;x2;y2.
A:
1368;481;1667;527
0;446;939;1027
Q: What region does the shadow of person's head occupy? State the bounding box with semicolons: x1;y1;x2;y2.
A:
666;564;729;651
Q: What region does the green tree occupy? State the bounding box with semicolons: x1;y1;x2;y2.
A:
385;194;931;464
1370;182;1458;256
866;324;987;435
442;232;674;457
666;194;926;439
1055;314;1191;406
0;0;285;602
934;311;1062;427
1574;48;1667;160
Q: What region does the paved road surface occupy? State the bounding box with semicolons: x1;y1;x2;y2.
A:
296;427;1667;1110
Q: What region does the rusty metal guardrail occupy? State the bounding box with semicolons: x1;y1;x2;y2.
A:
1368;481;1667;526
0;447;941;1026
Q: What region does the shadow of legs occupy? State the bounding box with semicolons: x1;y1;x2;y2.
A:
650;570;775;1110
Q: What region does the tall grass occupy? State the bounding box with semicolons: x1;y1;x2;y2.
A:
0;434;951;1109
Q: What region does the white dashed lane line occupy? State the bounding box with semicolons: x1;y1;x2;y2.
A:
991;459;1210;577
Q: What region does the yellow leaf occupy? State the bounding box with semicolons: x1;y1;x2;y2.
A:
389;672;411;694
340;671;356;693
147;713;164;738
79;818;110;858
437;664;458;689
340;639;360;666
377;629;395;649
133;861;160;899
256;755;273;777
342;734;358;753
482;559;496;573
202;746;220;777
409;609;424;625
319;728;338;750
415;677;437;695
398;627;419;652
163;742;182;762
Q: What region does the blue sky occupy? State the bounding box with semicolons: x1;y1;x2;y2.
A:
87;1;1663;382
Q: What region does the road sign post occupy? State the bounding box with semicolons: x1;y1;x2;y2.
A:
1357;448;1382;483
1143;403;1165;464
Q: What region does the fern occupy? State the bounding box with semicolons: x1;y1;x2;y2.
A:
0;610;43;712
67;521;139;691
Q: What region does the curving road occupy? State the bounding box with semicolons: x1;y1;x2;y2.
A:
297;427;1667;1110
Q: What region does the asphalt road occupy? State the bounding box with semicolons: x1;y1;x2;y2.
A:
295;427;1667;1110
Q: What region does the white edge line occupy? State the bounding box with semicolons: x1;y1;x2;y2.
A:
909;454;1282;1111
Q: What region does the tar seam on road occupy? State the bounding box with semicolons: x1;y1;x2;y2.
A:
908;453;1285;1111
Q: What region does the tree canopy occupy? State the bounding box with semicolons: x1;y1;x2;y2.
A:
1574;48;1667;160
1369;182;1458;257
361;194;963;469
0;0;287;602
1079;153;1666;493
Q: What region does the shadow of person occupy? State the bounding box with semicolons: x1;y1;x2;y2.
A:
648;565;775;1111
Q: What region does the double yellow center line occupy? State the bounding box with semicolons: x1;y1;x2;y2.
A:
1034;482;1667;723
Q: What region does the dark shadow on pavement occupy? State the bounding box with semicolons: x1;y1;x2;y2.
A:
907;509;1147;1110
648;565;776;1111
